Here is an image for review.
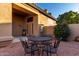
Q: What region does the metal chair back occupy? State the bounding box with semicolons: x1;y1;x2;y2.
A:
54;39;60;48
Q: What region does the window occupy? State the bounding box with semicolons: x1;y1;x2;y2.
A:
27;17;33;22
40;24;44;32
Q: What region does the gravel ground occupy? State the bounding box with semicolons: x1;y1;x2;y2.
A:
0;41;79;56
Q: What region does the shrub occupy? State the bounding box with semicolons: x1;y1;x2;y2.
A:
54;24;70;41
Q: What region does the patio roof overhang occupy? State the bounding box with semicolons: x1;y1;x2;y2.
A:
24;3;56;21
12;3;37;16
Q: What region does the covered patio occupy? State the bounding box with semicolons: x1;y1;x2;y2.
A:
12;3;39;37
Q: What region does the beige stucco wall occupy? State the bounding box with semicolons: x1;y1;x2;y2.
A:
0;23;12;36
38;13;56;36
43;26;55;37
0;3;12;23
38;13;56;26
0;3;12;36
68;24;79;41
0;3;12;41
38;13;48;26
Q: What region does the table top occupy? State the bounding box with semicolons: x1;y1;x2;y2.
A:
28;36;51;42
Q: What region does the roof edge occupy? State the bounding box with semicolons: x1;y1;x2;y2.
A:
23;3;56;21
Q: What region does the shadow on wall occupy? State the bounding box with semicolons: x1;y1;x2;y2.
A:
0;23;12;36
39;25;56;37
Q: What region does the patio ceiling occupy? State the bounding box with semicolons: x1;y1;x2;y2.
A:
12;8;29;17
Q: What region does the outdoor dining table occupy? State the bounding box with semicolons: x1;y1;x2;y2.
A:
28;36;52;55
29;36;51;41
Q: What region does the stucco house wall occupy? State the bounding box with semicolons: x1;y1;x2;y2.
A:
0;3;12;41
68;24;79;41
38;13;56;36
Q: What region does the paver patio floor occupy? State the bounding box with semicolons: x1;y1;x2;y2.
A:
0;41;79;56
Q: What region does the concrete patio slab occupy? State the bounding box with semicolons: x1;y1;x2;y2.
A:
0;41;79;56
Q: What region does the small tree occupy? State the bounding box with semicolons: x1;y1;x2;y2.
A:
57;11;79;24
54;23;70;41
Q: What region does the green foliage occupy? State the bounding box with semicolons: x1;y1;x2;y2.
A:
54;24;70;41
57;11;79;24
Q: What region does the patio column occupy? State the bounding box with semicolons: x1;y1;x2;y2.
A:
32;15;39;36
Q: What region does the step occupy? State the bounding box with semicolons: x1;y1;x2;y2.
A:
0;36;13;48
0;40;12;47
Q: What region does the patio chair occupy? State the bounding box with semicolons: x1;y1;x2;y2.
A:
20;39;39;56
42;39;61;56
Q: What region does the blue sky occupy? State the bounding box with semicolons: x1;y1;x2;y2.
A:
36;3;79;18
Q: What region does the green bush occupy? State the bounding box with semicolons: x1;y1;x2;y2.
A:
54;24;70;41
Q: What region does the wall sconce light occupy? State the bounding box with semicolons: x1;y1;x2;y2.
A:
40;24;44;32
